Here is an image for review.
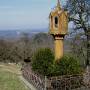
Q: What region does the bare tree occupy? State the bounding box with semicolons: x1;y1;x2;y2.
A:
66;0;90;66
19;32;32;63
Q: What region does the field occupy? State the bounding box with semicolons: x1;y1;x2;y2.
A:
0;63;29;90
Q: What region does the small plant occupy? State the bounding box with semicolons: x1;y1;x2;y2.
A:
32;48;54;76
49;55;82;76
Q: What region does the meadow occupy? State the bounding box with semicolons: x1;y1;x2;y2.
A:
0;63;29;90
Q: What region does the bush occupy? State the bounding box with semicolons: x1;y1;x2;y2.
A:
32;48;54;76
49;55;82;76
32;49;82;76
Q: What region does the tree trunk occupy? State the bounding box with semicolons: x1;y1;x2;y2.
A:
86;30;90;66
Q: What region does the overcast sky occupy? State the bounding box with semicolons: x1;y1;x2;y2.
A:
0;0;67;30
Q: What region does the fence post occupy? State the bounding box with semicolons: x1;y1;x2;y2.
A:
44;76;47;90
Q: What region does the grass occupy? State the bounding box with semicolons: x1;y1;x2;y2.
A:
0;64;29;90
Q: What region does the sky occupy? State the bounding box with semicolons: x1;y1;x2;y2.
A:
0;0;67;30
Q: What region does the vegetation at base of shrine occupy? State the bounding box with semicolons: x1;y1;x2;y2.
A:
32;48;82;76
32;48;54;76
48;55;82;76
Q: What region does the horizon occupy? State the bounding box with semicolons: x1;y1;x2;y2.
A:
0;0;67;31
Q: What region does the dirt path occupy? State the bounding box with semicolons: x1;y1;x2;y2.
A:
0;63;21;74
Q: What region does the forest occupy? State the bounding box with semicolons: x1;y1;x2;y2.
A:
0;32;87;67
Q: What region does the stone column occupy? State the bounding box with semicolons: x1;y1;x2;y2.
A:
54;36;64;61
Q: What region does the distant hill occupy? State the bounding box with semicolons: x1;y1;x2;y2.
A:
0;30;20;39
0;28;48;39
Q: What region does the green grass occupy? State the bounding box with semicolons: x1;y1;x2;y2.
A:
0;70;28;90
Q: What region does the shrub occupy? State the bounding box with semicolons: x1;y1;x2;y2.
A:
32;48;54;76
49;55;82;76
32;49;82;77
